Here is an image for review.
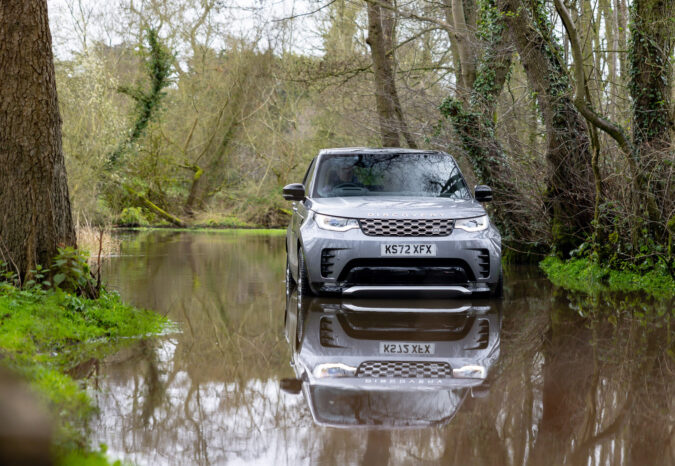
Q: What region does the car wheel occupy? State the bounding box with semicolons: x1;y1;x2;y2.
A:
285;257;296;296
491;267;504;299
297;247;314;296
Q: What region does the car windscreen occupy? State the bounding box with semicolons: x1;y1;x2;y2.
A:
313;153;470;199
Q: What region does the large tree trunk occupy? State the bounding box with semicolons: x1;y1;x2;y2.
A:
629;0;674;222
629;0;673;152
0;0;76;279
497;0;595;256
366;0;416;148
442;0;478;99
442;0;544;255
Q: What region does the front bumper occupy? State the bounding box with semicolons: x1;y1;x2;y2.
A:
299;217;501;296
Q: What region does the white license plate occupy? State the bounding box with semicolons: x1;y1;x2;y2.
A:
380;244;436;256
379;342;436;355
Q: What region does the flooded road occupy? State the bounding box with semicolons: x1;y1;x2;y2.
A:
91;231;673;465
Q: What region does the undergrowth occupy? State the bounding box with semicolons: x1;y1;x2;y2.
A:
0;282;168;464
540;255;675;300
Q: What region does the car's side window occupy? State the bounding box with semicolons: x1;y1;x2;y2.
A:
302;158;317;195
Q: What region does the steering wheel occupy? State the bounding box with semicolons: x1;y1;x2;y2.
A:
334;182;360;189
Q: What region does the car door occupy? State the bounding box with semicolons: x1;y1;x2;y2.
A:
288;157;317;276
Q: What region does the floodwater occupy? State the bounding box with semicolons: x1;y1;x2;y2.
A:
90;231;674;465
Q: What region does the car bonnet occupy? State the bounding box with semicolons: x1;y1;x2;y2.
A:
308;196;486;219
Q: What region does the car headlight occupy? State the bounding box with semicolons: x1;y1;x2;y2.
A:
455;215;489;232
315;213;360;232
313;363;357;378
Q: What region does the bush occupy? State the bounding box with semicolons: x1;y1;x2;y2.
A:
117;207;146;226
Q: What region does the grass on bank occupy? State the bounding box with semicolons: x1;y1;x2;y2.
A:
0;282;168;464
540;256;675;300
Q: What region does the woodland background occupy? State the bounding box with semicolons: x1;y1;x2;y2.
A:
49;0;673;269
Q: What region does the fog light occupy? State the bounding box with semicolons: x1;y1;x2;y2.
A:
452;365;486;379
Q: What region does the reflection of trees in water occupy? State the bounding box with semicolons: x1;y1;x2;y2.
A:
96;246;672;465
530;294;673;465
435;273;673;466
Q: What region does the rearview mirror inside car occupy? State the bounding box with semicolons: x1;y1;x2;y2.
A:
474;185;493;202
283;183;305;201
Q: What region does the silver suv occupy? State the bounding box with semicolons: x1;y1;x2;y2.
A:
281;293;501;427
283;148;502;297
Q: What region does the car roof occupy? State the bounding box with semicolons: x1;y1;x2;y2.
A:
318;147;440;156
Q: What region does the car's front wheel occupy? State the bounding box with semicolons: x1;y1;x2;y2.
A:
491;267;504;299
285;257;296;296
297;247;314;296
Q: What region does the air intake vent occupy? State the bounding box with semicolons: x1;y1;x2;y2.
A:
357;361;452;378
477;249;490;278
465;319;490;350
319;317;343;348
358;218;454;237
321;249;338;277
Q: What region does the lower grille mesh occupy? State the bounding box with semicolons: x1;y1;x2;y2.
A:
357;361;452;378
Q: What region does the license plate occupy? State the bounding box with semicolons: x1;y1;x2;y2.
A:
380;244;436;256
379;342;436;355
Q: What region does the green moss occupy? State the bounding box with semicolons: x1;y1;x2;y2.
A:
0;284;168;463
540;256;675;300
118;206;147;226
57;445;123;466
194;215;254;228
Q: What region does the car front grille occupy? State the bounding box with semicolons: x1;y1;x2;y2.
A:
357;361;452;378
358;218;454;237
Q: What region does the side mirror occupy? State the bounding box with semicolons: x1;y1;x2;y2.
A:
471;384;490;398
283;183;305;201
280;378;302;395
474;185;493;202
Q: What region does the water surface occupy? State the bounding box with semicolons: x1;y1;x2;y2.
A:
90;231;673;465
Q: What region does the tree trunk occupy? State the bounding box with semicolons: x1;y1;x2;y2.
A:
629;0;675;232
442;0;478;101
0;0;76;279
366;0;416;148
629;0;674;152
497;0;596;256
441;0;543;254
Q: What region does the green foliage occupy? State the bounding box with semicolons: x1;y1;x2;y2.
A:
118;206;147;226
472;0;511;107
0;283;167;461
540;255;675;299
1;245;96;296
195;214;253;228
108;28;173;167
574;200;674;276
57;445;122;466
51;247;92;294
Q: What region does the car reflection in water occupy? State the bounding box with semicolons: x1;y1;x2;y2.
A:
281;290;501;428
